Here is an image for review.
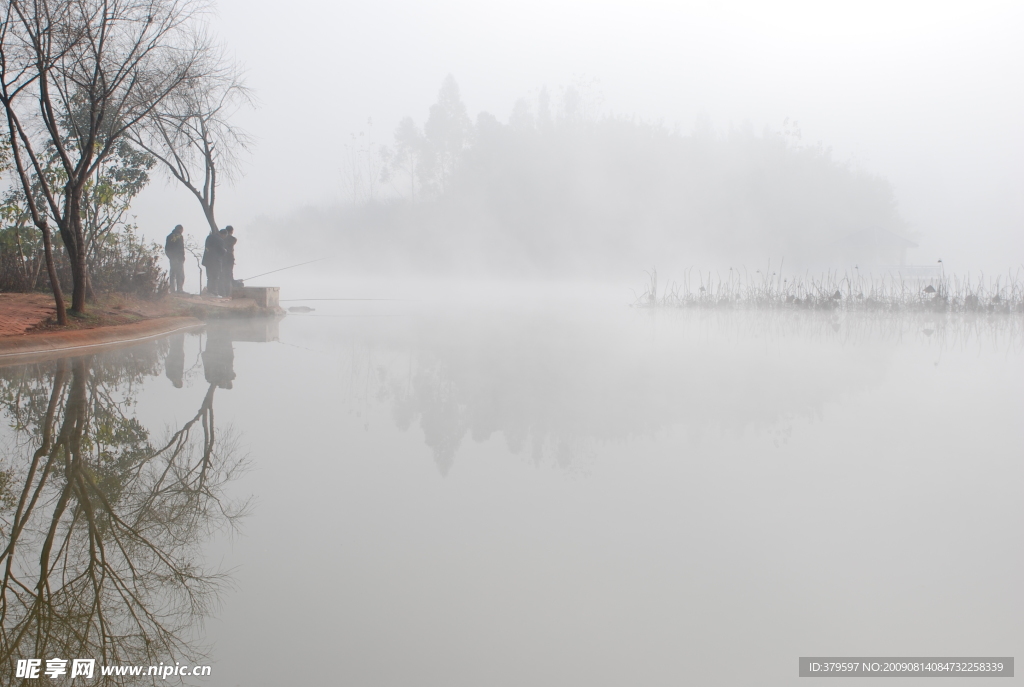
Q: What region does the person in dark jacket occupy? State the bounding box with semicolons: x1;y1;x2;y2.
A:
202;229;225;296
220;226;237;296
165;225;186;293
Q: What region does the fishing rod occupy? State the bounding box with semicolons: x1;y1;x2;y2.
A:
239;256;413;301
238;257;333;282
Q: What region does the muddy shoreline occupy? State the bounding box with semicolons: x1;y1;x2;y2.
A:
0;292;284;366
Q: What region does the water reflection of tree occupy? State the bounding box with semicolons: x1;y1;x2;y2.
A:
0;349;247;684
338;311;1021;476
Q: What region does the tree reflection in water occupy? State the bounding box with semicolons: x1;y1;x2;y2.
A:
340;309;1024;475
0;338;247;684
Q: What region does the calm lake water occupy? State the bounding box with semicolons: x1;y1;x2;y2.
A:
2;298;1022;685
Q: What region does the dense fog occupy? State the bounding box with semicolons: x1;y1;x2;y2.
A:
2;3;1021;685
247;83;904;279
130;0;1023;281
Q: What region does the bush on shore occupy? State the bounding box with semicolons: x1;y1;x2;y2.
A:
0;222;166;299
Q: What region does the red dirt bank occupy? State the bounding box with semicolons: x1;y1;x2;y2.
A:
0;292;281;366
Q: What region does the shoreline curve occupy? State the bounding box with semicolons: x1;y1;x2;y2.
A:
0;317;205;367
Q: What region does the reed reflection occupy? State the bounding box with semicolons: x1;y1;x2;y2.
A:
0;341;248;685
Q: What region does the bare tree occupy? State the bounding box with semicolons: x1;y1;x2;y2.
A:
0;0;211;318
128;52;253;235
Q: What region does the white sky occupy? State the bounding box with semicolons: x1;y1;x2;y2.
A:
132;0;1024;273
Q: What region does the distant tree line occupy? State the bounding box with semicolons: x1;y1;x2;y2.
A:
0;0;250;324
323;76;907;276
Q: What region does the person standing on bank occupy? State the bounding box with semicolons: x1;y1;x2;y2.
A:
202;228;225;296
165;225;186;293
220;226;237;296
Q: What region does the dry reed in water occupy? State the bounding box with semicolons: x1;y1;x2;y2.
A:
635;265;1024;314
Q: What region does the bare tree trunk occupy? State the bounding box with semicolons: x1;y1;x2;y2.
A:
66;192;89;314
202;203;218;234
37;222;67;325
1;108;68;323
29;251;43;291
13;219;29;285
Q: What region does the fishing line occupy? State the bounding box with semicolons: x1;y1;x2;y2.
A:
238;256;333;281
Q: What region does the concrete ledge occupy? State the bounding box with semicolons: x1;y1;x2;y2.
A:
233;286;280;309
189;299;285;319
0;316;205;367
